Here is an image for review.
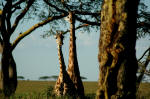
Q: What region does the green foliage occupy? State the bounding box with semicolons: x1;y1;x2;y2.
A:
81;76;87;80
50;75;58;80
39;76;51;80
137;1;150;39
17;76;25;80
39;0;101;38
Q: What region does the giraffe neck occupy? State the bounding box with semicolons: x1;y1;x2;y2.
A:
57;46;66;72
68;12;79;70
67;12;85;97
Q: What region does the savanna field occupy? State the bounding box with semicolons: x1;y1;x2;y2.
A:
8;81;150;99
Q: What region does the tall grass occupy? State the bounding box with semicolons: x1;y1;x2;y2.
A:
8;81;150;99
10;85;96;99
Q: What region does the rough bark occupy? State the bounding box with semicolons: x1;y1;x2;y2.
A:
97;0;139;99
67;12;85;98
0;43;17;98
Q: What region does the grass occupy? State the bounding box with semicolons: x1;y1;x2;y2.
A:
8;81;150;99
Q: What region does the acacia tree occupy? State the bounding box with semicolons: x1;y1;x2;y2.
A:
97;0;139;99
41;0;101;97
0;0;70;97
0;0;100;97
136;1;150;92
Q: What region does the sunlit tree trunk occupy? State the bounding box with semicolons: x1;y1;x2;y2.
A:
97;0;139;99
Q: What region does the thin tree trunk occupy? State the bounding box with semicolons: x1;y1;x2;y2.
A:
97;0;139;99
0;43;17;98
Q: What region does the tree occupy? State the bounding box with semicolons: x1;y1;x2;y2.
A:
80;76;87;80
136;1;150;90
97;0;139;99
137;1;150;38
0;0;101;97
136;47;150;91
0;0;69;97
50;75;58;81
40;0;101;97
0;0;36;97
41;0;100;37
17;76;25;80
39;76;51;80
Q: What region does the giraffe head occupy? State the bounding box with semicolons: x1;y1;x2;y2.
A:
64;12;72;22
55;32;64;48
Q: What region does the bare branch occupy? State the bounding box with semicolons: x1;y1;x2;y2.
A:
61;1;71;11
11;0;35;35
1;2;8;38
74;10;100;16
63;24;89;34
138;47;150;61
43;0;100;17
43;0;67;14
145;70;150;76
76;15;100;26
12;0;26;8
137;22;150;28
137;48;150;90
41;24;89;38
11;13;68;51
6;1;12;33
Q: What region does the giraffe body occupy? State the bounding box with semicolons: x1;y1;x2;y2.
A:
67;12;85;98
54;32;76;96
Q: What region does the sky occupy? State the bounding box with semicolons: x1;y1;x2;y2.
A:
11;20;100;81
0;0;150;81
11;22;150;81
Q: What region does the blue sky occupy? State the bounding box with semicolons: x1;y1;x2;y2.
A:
1;0;150;81
11;19;100;81
11;20;150;81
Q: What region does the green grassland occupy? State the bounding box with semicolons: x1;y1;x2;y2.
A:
12;81;150;99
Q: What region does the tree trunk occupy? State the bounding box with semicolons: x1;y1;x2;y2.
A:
0;43;17;98
97;0;139;99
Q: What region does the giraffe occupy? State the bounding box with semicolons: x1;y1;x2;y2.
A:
54;32;76;97
67;12;85;98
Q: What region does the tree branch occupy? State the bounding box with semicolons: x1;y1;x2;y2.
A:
136;48;150;90
1;2;8;39
44;0;100;17
74;10;100;16
11;13;68;51
138;47;150;62
12;0;26;8
144;70;150;76
137;22;150;28
43;0;67;14
6;1;12;33
11;0;35;35
63;24;89;34
75;15;100;26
